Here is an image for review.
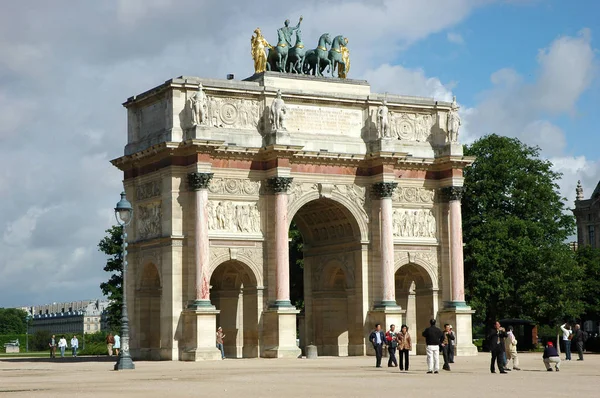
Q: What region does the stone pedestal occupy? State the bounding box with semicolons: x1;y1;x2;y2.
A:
368;138;396;153
265;130;290;146
180;308;222;361
262;308;301;358
438;306;478;356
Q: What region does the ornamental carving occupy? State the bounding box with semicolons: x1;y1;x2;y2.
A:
210;247;230;265
208;178;261;196
268;177;293;194
372;182;398;199
389;112;436;142
392;186;435;203
136;180;161;201
332;184;369;220
236;247;263;269
188;172;214;190
312;253;354;289
288;182;319;208
442;186;464;202
206;96;261;129
392;209;437;238
137;202;162;240
208;201;261;234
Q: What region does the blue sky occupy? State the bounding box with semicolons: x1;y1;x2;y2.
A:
0;0;598;307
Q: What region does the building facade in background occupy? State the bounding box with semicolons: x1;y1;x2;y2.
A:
19;299;109;335
574;180;600;248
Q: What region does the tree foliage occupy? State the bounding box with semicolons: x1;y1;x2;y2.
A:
463;134;584;326
0;308;28;334
99;225;123;332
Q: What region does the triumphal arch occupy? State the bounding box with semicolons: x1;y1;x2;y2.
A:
111;21;477;360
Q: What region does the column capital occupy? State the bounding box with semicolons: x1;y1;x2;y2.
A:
188;172;214;191
372;182;398;199
441;186;464;202
267;177;293;194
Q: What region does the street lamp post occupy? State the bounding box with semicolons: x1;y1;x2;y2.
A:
25;314;32;353
114;191;135;370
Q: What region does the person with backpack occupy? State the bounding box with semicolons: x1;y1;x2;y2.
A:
572;324;587;361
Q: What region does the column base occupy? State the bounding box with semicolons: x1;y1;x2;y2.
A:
443;300;469;309
270;299;295;309
439;305;478;357
180;308;222;361
375;300;401;309
262;307;301;359
187;299;216;310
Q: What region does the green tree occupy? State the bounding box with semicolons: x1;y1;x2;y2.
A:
462;134;584;327
576;245;600;321
99;225;123;332
0;308;28;334
289;221;305;310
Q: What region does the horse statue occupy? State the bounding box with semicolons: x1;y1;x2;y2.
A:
267;28;290;72
328;35;348;78
286;28;306;74
303;33;332;76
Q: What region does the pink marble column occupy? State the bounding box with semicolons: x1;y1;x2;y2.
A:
374;182;398;307
269;177;293;307
446;186;466;304
188;172;214;307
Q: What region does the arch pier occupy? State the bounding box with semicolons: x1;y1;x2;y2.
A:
113;72;478;360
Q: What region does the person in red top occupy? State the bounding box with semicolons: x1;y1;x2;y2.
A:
385;324;398;367
543;341;561;371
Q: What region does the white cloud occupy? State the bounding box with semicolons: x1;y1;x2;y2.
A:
447;32;465;45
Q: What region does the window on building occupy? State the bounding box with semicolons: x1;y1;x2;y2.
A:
589;225;596;248
87;325;90;330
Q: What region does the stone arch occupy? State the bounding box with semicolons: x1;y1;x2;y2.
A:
209;259;260;358
135;262;162;360
208;248;263;288
316;258;354;291
138;258;162;289
287;188;369;242
394;252;438;290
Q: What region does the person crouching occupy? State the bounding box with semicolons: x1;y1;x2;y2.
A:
543;341;561;372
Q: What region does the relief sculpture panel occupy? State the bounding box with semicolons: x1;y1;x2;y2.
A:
208;178;261;196
392;186;435;203
136;180;161;201
208;201;261;234
206;97;261;130
389;112;435;142
137;201;162;240
392;209;436;238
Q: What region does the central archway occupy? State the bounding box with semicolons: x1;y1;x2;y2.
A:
210;260;259;358
291;197;364;356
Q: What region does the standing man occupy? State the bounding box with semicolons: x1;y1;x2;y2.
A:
385;324;398;367
441;324;454;371
560;323;572;361
70;335;79;358
216;327;226;360
422;319;443;374
48;335;56;359
572;324;586;361
448;325;456;364
369;323;385;368
488;321;508;374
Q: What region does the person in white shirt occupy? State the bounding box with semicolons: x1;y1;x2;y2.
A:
504;326;520;370
113;334;121;356
70;335;79;357
58;336;68;358
560;323;572;361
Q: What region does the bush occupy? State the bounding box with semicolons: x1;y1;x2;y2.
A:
78;342;108;356
30;330;52;352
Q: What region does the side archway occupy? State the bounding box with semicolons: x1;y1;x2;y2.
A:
135;262;162;360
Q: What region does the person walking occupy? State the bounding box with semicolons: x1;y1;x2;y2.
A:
114;334;121;356
397;325;412;372
488;321;508;374
542;341;561;371
441;324;454;371
422;319;443;374
504;326;520;370
70;335;79;358
369;323;385;368
58;335;67;358
560;323;572;361
385;324;398;367
216;327;226;360
572;324;587;361
106;333;115;356
48;335;57;359
448;325;456;364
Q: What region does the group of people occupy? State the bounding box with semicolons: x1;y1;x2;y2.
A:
369;320;457;373
105;333;121;356
48;335;79;358
370;320;589;373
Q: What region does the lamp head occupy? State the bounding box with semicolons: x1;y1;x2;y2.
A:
114;191;133;226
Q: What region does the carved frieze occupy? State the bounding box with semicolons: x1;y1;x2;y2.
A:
208;201;261;234
208;178;261;196
136;180;161;201
137;202;162;240
392;209;436;238
392;186;435;203
206;96;261;129
390;112;436;142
